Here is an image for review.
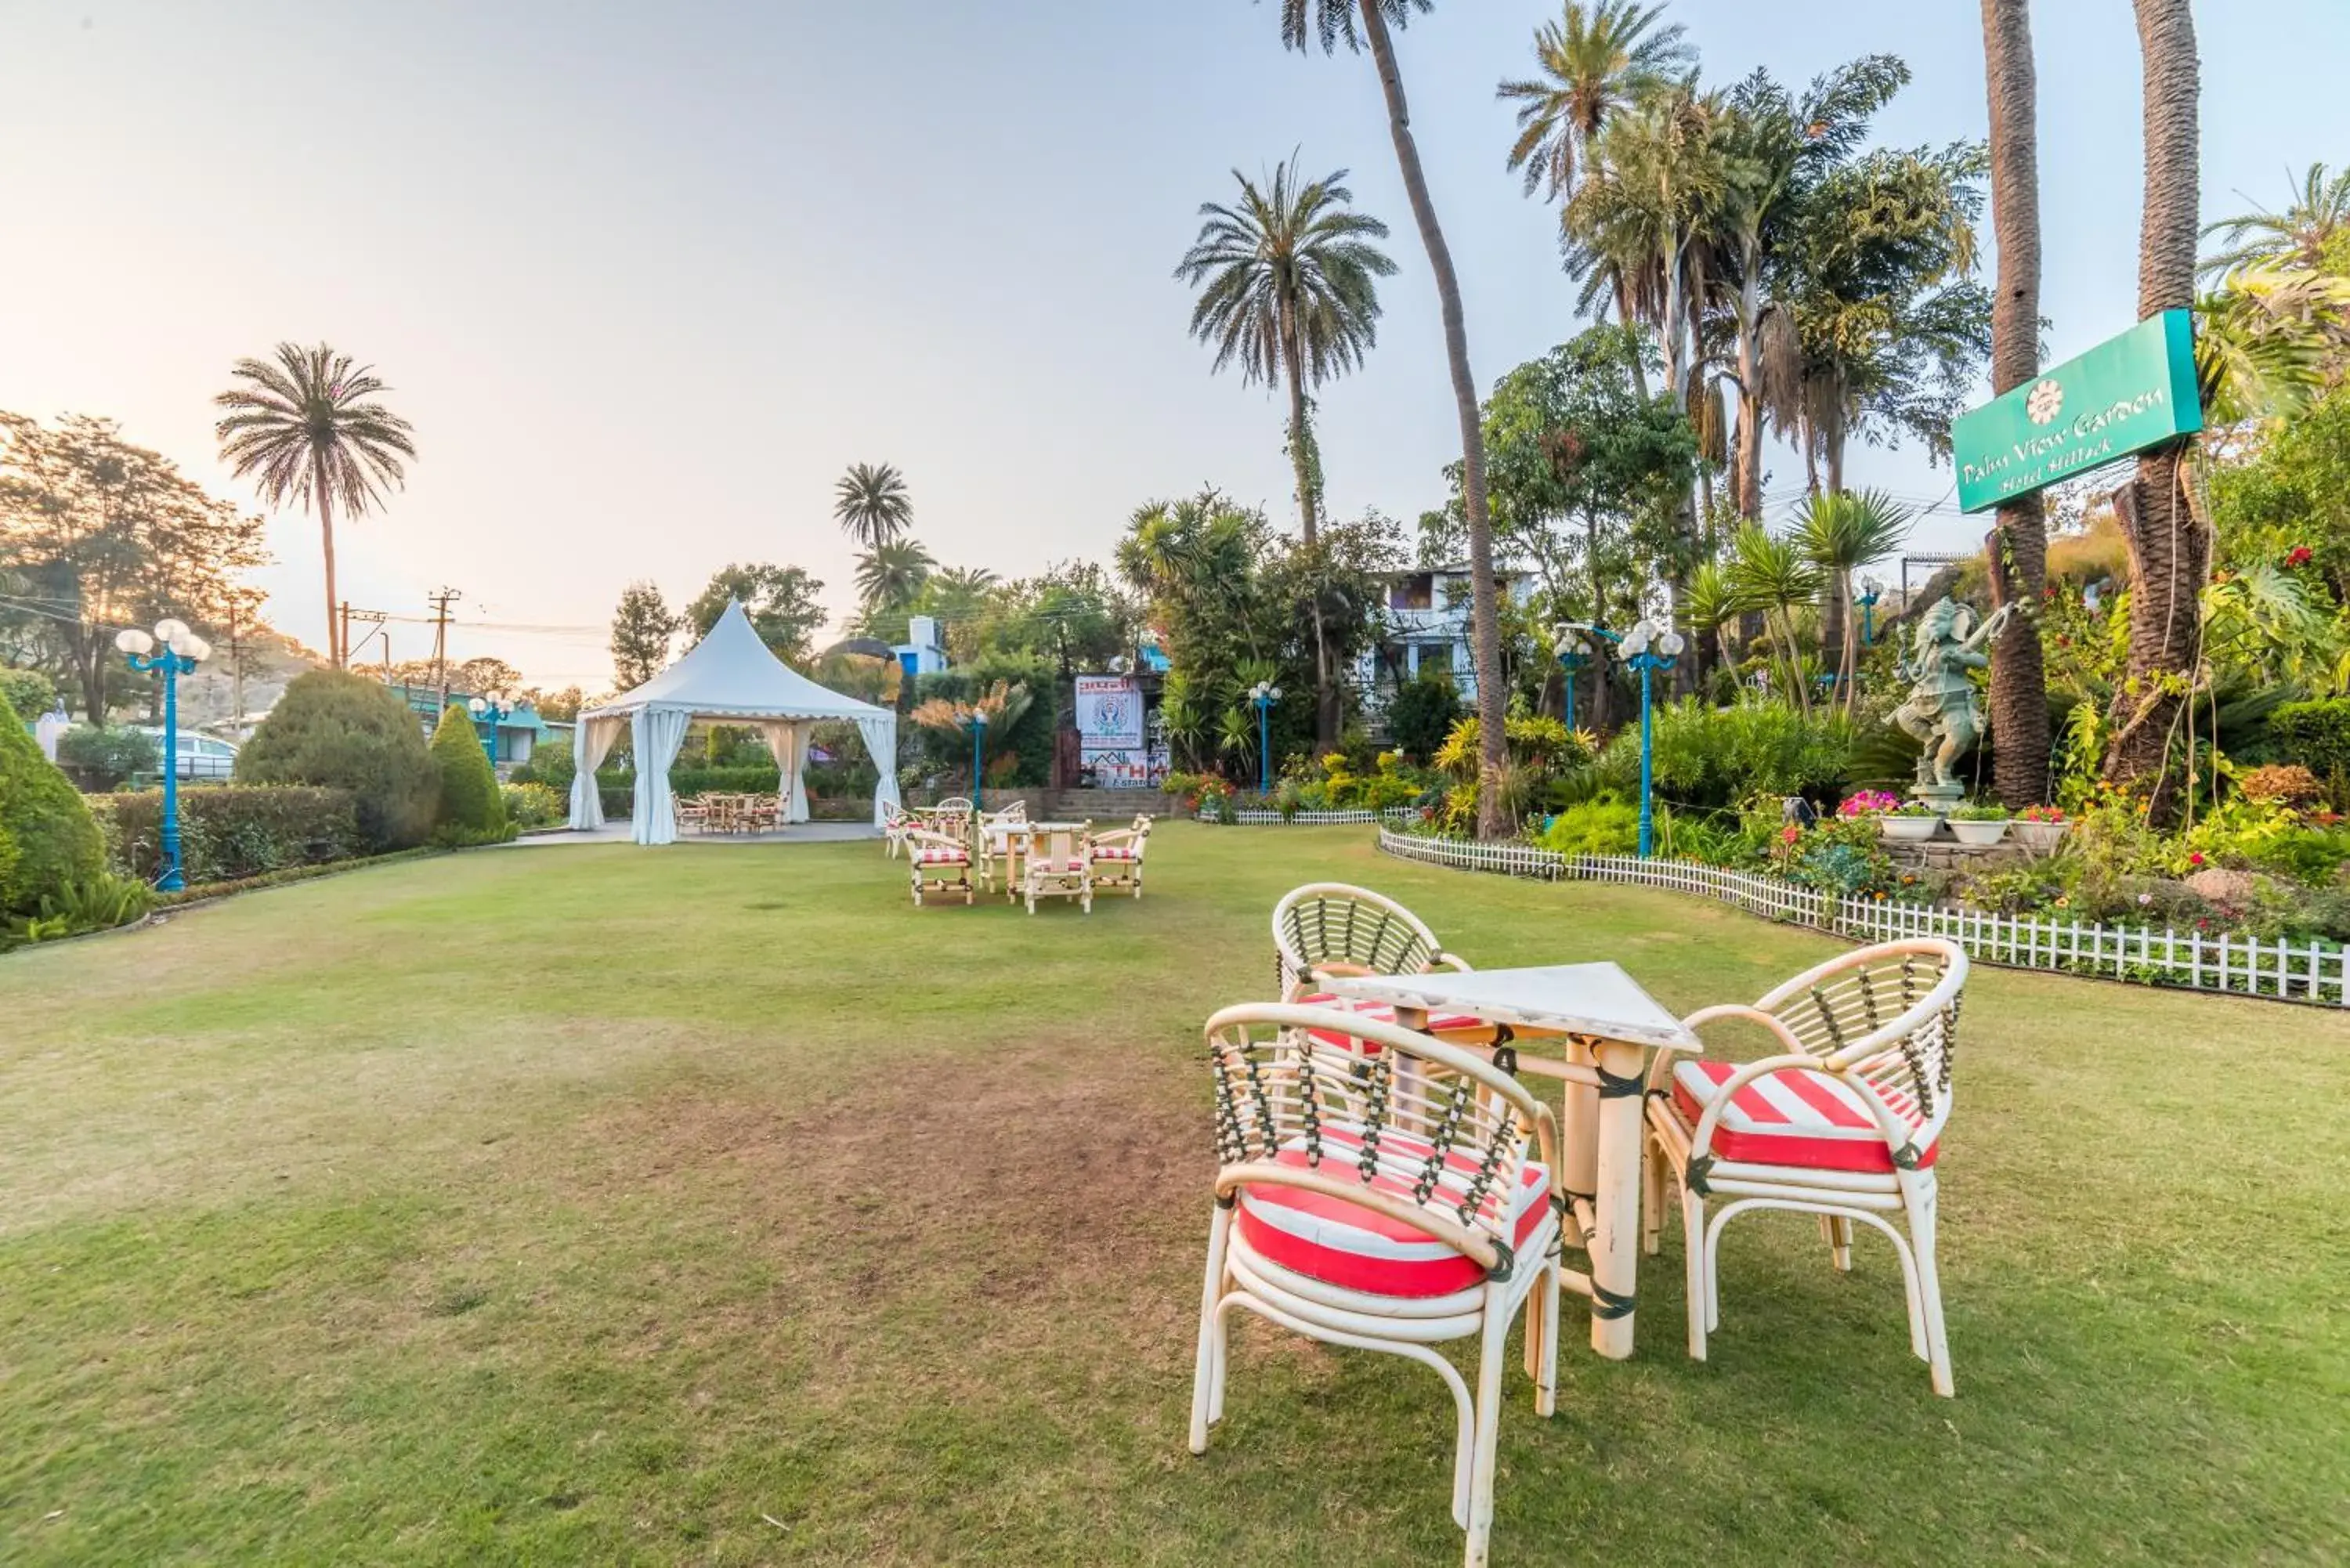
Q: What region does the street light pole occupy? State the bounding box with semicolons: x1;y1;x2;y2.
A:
1618;620;1686;858
1857;578;1884;648
1550;625;1595;733
1247;680;1281;797
117;619;211;893
465;695;509;768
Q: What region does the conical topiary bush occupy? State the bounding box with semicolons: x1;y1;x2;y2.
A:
428;705;513;846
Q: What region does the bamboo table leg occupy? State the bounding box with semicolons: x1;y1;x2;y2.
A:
1588;1036;1646;1360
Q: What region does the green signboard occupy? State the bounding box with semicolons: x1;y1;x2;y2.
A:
1953;309;2201;513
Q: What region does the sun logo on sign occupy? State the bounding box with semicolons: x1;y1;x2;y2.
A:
2026;378;2064;425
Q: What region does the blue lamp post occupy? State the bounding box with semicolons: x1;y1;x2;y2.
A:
116;618;210;892
964;710;988;811
1856;577;1884;648
1551;625;1595;733
465;694;508;767
1618;619;1686;858
1248;679;1281;797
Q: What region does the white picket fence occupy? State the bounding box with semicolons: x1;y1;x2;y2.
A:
1374;830;2350;1007
1206;807;1420;826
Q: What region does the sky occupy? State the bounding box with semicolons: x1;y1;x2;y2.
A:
2;1;2344;690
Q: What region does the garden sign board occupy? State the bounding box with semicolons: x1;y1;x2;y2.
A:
1953;309;2200;513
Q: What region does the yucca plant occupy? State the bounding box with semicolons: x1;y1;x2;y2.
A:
1726;522;1826;714
1791;489;1911;712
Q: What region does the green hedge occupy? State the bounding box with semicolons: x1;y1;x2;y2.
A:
235;670;439;851
154;847;441;907
0;699;105;916
95;786;362;885
2269;697;2350;777
0;668;55;724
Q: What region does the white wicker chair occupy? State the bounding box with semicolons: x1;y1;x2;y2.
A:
1192;1003;1561;1568
1270;883;1493;1053
904;825;976;906
1643;938;1968;1396
977;804;1029;894
881;803;914;859
1086;814;1151;898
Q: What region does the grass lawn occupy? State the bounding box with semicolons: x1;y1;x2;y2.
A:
2;823;2343;1565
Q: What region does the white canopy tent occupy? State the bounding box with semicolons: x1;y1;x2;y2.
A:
569;601;901;844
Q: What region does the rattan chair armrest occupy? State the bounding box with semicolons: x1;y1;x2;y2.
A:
1430;952;1476;974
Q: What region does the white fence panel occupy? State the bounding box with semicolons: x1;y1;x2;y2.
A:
1371;831;2348;1008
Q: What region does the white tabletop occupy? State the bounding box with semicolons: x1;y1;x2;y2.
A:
1321;963;1701;1053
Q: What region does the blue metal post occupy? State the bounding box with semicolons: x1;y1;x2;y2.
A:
1858;588;1882;647
159;652;183;891
1636;662;1656;858
968;714;986;811
1256;694;1271;797
124;646;195;891
1556;649;1589;733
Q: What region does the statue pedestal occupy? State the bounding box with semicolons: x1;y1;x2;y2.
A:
1912;781;1965;814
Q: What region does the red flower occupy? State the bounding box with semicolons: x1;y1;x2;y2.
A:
1780;824;1802;844
2286;545;2315;568
2189;851;2205;866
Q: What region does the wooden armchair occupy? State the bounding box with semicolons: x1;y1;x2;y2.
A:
1087;815;1152;898
904;826;976;906
1020;823;1092;914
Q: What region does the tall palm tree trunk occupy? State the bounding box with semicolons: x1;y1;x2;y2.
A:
1982;0;2052;807
1358;0;1507;837
1281;310;1338;749
1734;277;1765;519
2102;0;2202;825
312;446;342;667
1838;569;1861;716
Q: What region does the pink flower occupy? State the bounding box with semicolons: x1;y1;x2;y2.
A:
2189;851;2205;866
1781;824;1802;844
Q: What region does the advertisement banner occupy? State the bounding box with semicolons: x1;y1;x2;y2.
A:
1076;674;1154;788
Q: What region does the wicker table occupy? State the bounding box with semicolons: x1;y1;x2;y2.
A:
1321;963;1701;1360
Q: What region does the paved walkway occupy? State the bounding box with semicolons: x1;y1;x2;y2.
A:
503;822;880;847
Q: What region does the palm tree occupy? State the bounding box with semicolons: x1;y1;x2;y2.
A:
2101;0;2200;822
1499;2;1692;204
834;462;913;550
1680;559;1741;674
2196;262;2350;421
1278;0;1509;838
1791;489;1910;713
2200;163;2350;277
1726;522;1824;714
855;537;934;610
213;344;416;667
1175;154;1396;746
1980;0;2052;807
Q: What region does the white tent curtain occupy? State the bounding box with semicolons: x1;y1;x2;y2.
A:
567;714;626;829
759;721;812;826
855;712;902;826
631;706;694;845
788;721;812;823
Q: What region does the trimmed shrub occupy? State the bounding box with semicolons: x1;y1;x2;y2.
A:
0;667;55;724
508;739;573;796
2268;697;2350;801
501;781;565;829
1386;674;1461;766
428;705;513;846
1538;794;1639;856
55;724;159;790
0;703;106;916
95;786;360;885
235;671;439;850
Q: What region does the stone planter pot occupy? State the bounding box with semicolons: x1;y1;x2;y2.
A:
2012;819;2070;853
1879;815;1943;843
1948;818;2011;847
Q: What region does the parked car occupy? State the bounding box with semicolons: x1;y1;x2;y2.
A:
135;728;240;780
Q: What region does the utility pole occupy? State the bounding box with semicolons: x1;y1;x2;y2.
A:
427;587;463;706
342;606;391;677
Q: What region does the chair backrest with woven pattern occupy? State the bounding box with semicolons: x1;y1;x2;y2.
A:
1205;1003;1556;1272
1753;938;1967;1129
1271;883;1450;999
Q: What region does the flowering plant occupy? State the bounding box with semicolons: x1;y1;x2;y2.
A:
1838;789;1900;818
2016;804;2067;822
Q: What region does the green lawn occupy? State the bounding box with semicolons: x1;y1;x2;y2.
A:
2;825;2341;1565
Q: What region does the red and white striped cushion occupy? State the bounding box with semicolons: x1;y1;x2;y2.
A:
914;847;970;866
1091;845;1139;861
1670;1059;1936;1174
1236;1124;1550;1299
1296;993;1487;1049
